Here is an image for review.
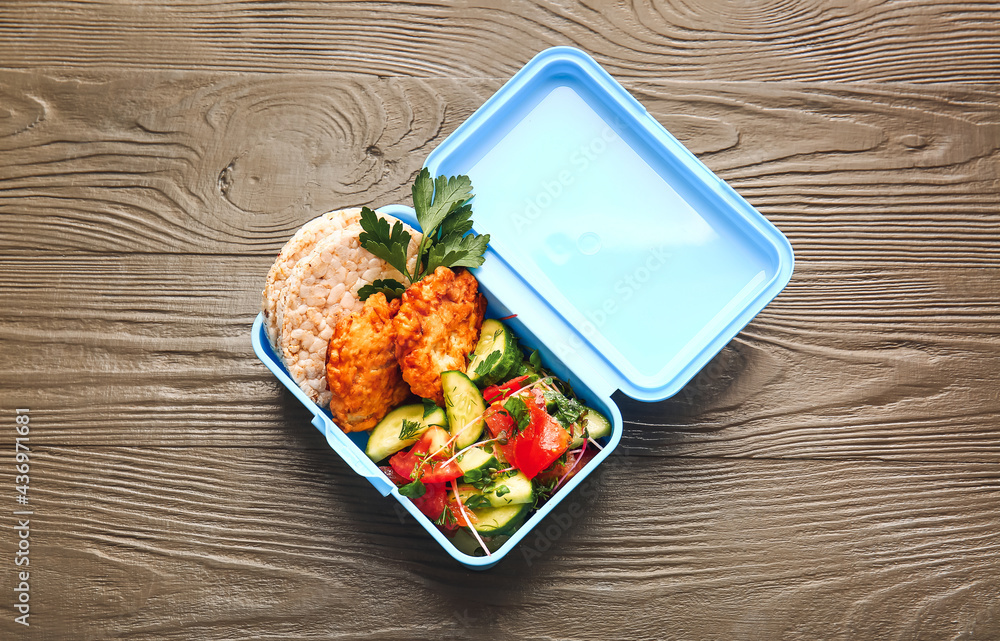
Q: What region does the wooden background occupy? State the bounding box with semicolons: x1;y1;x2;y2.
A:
1;1;999;639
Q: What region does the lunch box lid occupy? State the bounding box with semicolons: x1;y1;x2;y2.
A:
425;46;793;402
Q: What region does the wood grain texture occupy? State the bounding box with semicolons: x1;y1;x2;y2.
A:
1;4;999;638
2;446;998;640
1;252;999;462
1;73;997;263
0;73;997;464
0;1;999;83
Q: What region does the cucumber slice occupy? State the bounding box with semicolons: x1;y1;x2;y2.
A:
441;371;486;449
584;407;612;440
455;471;533;508
364;403;448;462
449;528;509;557
468;319;520;386
456;446;497;477
471;502;530;537
484;471;533;506
570;406;613;448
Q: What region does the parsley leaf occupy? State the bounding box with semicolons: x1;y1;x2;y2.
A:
358;206;413;281
542;390;588;429
409;169;490;280
421;398;439;419
503;396;531;433
398;419;423;441
399;480;426;498
436;202;474;242
413;170;474;242
424;230;491;274
358;171;491;289
357;278;407;302
474;350;502;376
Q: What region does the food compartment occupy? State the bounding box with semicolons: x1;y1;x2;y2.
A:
251;204;622;569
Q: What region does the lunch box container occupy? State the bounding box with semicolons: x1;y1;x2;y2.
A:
252;46;794;569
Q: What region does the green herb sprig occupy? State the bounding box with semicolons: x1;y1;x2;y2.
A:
358;169;490;301
398;419;423;442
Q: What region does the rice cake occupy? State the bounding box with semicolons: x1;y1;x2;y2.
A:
276;216;421;407
261;208;363;351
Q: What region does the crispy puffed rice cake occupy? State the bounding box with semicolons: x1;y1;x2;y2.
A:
261;208;363;351
276;216;421;407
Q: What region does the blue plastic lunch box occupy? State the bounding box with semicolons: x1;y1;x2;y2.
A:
252;46;794;569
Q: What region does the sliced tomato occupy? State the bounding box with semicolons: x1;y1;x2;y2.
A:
511;392;571;479
483;375;530;404
483;404;514;438
482;385;503;405
410;481;448;521
483;405;518;467
482;392;571;479
379;465;410;487
419;460;464;484
445;494;477;529
388;428;463;484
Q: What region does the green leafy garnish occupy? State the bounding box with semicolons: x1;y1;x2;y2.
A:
398;419;423;441
357;278;407;301
399;480;426;498
503;396;531;433
494;484;510;498
463;494;492;511
474;350;502;376
533;477;557;509
462;458;500;490
529;349;542;370
358;206;412;278
357;169;490;300
435;507;456;527
542;390;588;429
421;398;439;419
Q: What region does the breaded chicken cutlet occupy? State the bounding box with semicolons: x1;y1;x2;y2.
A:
393;267;487;405
326;292;412;432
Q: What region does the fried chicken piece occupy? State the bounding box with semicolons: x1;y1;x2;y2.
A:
393;267;487;405
326;292;412;432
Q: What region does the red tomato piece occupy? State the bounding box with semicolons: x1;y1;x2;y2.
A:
499;374;530;395
482;385;503;405
379;465;410;487
511;393;571;479
483;405;519;467
410;482;448;521
388;429;463;484
483;375;531;405
419;459;464;484
445;494;477;529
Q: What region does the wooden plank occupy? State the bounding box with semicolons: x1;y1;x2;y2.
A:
0;72;996;262
3;446;998;639
1;253;998;462
0;1;998;83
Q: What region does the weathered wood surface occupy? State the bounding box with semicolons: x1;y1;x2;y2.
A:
1;2;999;640
1;1;999;83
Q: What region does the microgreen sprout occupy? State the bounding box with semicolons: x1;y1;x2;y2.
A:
450;478;491;557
